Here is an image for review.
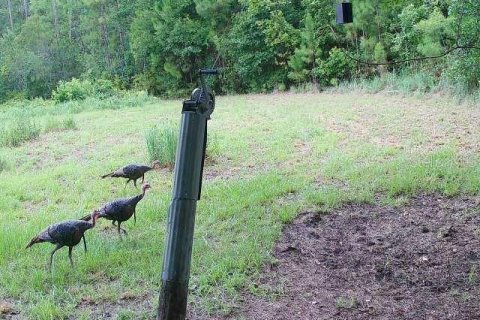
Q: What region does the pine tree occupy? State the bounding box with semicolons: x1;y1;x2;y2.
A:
287;13;321;84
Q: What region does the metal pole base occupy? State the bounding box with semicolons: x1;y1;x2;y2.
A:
158;280;189;320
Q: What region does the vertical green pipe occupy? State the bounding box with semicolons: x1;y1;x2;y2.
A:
158;111;208;319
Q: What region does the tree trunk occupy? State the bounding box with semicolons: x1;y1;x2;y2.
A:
23;0;29;19
51;0;60;39
68;0;73;40
100;4;113;71
115;0;128;76
7;0;14;29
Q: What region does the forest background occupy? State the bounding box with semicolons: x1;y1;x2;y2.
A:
0;0;479;101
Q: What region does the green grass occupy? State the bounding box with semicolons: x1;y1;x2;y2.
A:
0;92;480;318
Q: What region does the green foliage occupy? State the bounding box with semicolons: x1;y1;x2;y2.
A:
143;0;211;96
316;48;354;86
415;8;454;57
93;79;117;99
260;10;299;69
52;78;117;103
223;4;280;92
0;0;480;98
288;13;321;84
52;79;94;103
392;4;428;59
288;49;310;83
446;53;480;94
374;42;387;63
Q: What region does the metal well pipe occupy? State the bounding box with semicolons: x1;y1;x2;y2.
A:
158;111;207;319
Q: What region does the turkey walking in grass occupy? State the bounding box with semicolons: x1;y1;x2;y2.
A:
101;160;161;187
82;183;151;238
26;210;101;270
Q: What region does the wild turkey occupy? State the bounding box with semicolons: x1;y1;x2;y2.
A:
26;210;101;269
101;160;161;187
82;183;151;237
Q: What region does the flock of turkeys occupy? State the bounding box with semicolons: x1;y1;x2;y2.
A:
26;160;161;270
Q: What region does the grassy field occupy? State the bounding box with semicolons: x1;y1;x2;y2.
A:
0;92;480;319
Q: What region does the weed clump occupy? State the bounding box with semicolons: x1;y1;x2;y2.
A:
0;117;40;147
43;117;77;133
146;123;178;168
146;122;220;168
0;156;8;172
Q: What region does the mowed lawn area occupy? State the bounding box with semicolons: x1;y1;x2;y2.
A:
1;92;480;319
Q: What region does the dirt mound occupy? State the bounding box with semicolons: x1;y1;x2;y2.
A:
233;194;480;320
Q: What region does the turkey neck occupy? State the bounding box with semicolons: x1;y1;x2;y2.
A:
138;189;146;201
130;188;147;205
90;214;99;227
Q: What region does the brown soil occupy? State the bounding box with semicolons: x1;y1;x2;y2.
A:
229;194;480;320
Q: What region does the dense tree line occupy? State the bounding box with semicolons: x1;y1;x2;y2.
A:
0;0;479;101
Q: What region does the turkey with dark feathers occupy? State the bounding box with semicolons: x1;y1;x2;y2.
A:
81;183;151;237
101;160;161;187
26;210;101;270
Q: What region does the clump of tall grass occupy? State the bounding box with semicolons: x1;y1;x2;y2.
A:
43;117;77;133
146;122;220;168
0;156;8;172
146;123;178;169
205;132;221;162
0;117;40;147
290;82;320;94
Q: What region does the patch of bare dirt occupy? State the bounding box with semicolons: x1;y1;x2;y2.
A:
229;194;480;320
0;299;18;318
75;292;155;319
204;162;273;182
204;166;241;181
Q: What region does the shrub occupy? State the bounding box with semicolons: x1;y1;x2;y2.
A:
52;78;94;103
316;48;355;86
52;78;117;103
0;117;40;147
92;79;117;99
